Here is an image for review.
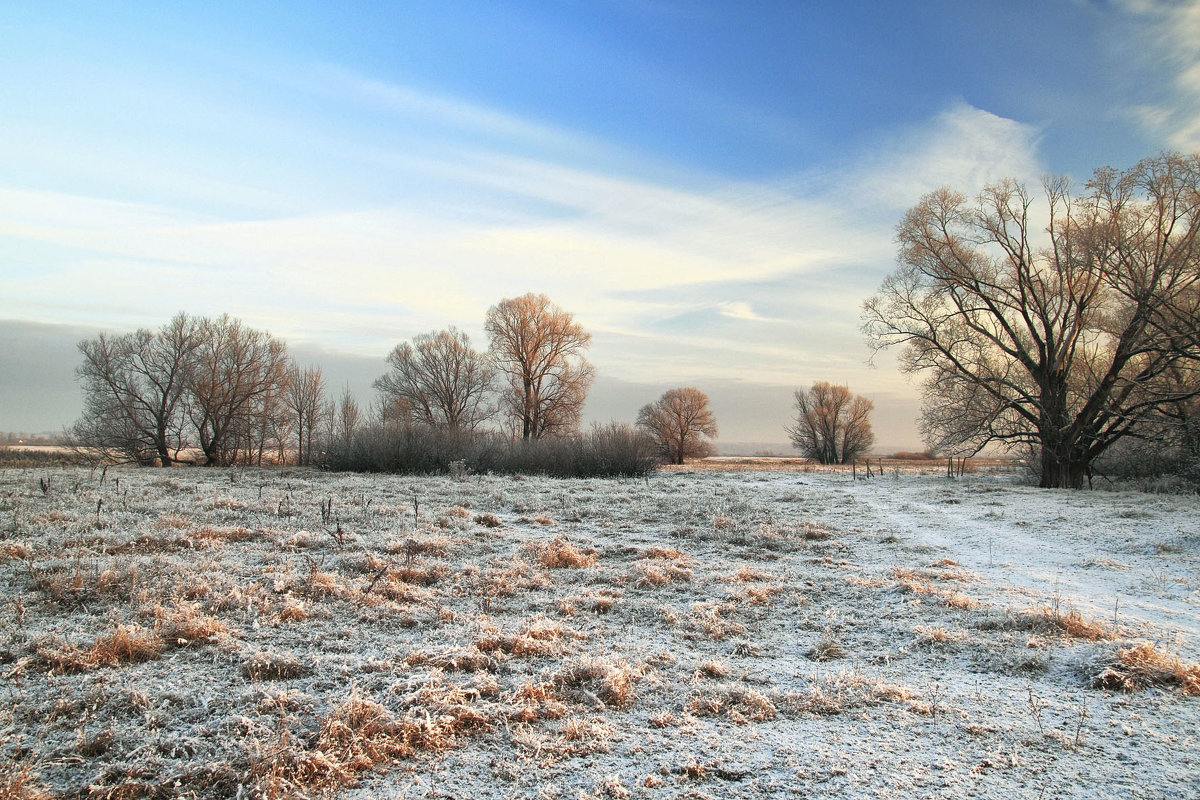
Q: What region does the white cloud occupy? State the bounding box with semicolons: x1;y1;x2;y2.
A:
1120;0;1200;150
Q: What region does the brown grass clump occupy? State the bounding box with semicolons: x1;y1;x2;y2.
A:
697;659;732;679
523;537;597;568
779;670;914;716
686;602;745;640
688;685;777;722
90;624;163;666
721;566;771;583
34;624;164;672
553;659;641;708
160;605;229;646
406;648;498;673
632;560;693;588
0;757;51;800
476;557;554;597
243;651;311;681
476;617;575;658
1008;607;1115;641
1;541;32;561
302;568;343;599
252;690;475;796
278;600;310;623
805;635;846;662
942;592;979;610
474;513;502;528
1091;643;1200;695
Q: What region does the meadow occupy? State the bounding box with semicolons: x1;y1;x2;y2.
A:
0;463;1196;799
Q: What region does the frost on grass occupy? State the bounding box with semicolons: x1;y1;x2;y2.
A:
0;466;1197;798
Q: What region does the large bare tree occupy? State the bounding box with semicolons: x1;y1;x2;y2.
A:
71;312;199;465
786;381;875;464
485;293;594;440
863;153;1200;488
187;315;290;466
374;327;495;429
637;387;718;464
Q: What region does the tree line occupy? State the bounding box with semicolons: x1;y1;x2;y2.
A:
69;293;725;470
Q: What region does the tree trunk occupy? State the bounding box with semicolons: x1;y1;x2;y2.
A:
1038;447;1088;489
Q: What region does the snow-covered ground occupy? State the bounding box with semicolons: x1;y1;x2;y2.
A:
0;465;1196;799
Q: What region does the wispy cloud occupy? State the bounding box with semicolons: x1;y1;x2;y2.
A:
0;94;1043;394
1120;0;1200;150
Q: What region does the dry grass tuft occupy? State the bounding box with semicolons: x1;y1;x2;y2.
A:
406;648;498;673
553;658;641;708
243;651;311;681
941;592;979;610
0;757;51;800
1;542;32;561
90;624;163;666
696;659;731;679
251;688;480;796
805;635;846;661
160;605;229;646
476;617;575;659
688;685;777;722
508;680;570;722
779;670;914;716
799;521;834;541
523;537;597;568
632;560;693;588
721;565;771;583
1004;607;1115;641
1091;642;1200;695
473;513;502;528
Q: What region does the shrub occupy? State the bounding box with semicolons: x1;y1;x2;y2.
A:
321;422;657;478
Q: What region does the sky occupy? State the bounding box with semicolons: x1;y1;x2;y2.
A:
2;0;1198;450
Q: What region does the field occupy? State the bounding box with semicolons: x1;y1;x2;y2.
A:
0;464;1197;799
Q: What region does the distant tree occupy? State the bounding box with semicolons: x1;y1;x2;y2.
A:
186;315;290;466
374;327;496;429
862;153;1200;488
786;381;875;464
637;387;718;464
337;385;360;442
485;293;594;440
284;364;326;466
70;312;199;465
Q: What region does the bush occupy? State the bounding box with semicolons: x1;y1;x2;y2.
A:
320;422;658;478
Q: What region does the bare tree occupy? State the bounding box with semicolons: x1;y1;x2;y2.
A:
338;385;360;442
187;315;290;466
863;153;1200;488
374;327;495;429
71;312;199;465
637;387;718;464
786;381;875;464
485;293;594;440
284;363;325;465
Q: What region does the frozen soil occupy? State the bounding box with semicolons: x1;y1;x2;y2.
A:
0;465;1196;799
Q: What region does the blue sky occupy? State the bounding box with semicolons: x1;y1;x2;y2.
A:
2;1;1198;446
